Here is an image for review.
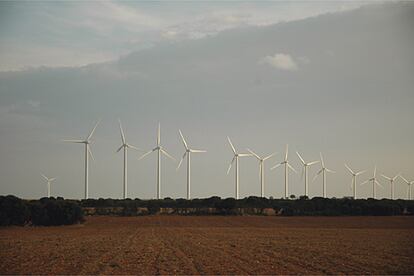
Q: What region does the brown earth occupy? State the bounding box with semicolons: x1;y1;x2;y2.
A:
1;216;413;275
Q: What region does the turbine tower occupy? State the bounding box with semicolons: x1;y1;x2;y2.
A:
313;153;335;198
271;145;297;199
381;173;400;200
344;164;365;199
177;130;206;200
63;121;99;199
41;174;56;198
361;166;383;199
139;123;175;199
247;148;276;198
227;137;252;200
116;120;142;199
400;175;413;200
296;151;319;198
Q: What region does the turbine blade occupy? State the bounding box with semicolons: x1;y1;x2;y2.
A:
287;163;297;173
116;145;123;153
374;166;377;177
178;129;188;150
119;119;126;144
399;175;409;184
285;144;288;161
41;173;48;181
176;152;187;170
375;180;384;188
157;123;161;146
190;149;207;153
227;137;236;154
87;120;100;141
393;173;401;181
356;170;366;176
88;146;95;162
326;168;335;173
161;148;176;162
138;150;154;160
238;153;252;157
270;163;282;170
307;160;320;166
127;144;142;151
344;163;354;175
296;151;305;165
62;139;84;143
312;171;322;182
263;152;277;161
227;156;236;175
320;152;325;168
49;178;56;182
381;174;391;181
247;148;260;160
360;179;369;186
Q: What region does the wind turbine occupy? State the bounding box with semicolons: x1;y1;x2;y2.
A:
400;175;413;200
271;144;297;199
344;164;365;199
41;174;56;198
313;153;335;198
296;151;319;198
177;130;206;200
139;123;175;199
381;173;400;200
247;148;276;198
227;137;252;200
361;166;383;199
116;120;142;199
63;121;99;199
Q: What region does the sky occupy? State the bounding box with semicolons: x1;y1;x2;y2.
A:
0;1;413;200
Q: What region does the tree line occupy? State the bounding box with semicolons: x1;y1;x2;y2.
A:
2;195;413;226
80;196;414;216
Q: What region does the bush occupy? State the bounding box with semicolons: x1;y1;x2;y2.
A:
0;195;30;226
0;196;83;227
30;198;83;226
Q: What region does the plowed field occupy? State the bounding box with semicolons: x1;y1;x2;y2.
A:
1;216;413;275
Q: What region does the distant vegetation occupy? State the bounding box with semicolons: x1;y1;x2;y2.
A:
80;196;414;216
2;195;413;226
0;196;83;226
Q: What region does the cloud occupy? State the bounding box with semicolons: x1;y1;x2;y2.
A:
263;53;299;71
0;1;369;71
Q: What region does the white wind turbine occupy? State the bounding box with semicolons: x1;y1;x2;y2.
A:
296;151;319;198
361;166;383;199
381;173;400;200
344;164;365;199
63;121;99;199
139;123;175;199
313;153;335;198
177;130;206;200
41;174;56;198
271;145;297;199
116;120;142;199
400;175;413;200
247;149;276;198
227;137;252;200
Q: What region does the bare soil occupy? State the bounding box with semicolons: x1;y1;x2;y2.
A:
1;216;413;275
